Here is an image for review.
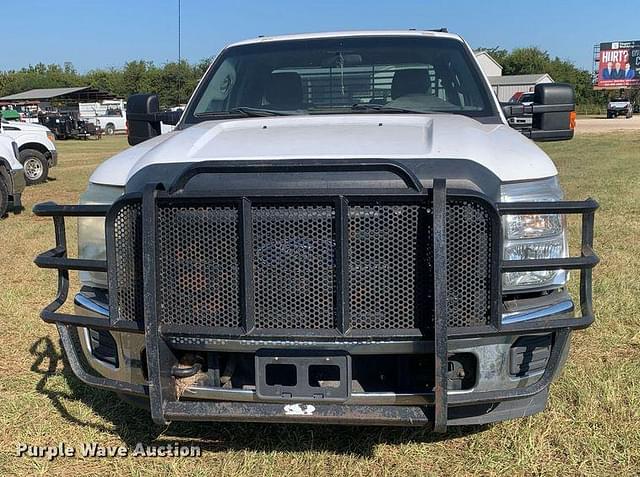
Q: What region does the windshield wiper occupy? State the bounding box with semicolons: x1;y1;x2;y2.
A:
229;107;295;117
351;103;428;114
194;107;295;119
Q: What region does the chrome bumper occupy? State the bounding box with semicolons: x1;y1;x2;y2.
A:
73;291;573;407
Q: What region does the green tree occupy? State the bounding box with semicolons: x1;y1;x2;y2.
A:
479;46;608;107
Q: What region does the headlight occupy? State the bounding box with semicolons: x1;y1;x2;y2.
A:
78;183;124;289
501;176;567;292
505;214;563;239
46;131;56;142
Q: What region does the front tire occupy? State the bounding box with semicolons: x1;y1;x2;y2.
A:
20;149;49;185
104;123;116;135
0;177;8;218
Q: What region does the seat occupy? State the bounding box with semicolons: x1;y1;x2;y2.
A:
265;72;304;110
391;69;431;99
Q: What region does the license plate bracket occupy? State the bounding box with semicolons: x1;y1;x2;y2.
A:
255;350;351;402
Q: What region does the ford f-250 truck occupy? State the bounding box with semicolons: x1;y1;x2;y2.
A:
34;30;598;431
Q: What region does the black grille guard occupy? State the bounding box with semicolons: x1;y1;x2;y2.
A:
33;160;599;430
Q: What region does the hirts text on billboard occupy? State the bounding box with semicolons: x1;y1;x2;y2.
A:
597;41;640;88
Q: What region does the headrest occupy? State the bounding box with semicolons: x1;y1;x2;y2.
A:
265;72;303;109
391;69;430;99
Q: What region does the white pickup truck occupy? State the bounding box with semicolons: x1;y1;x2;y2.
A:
79;100;127;135
607;97;633;119
0;120;57;185
34;30;598;431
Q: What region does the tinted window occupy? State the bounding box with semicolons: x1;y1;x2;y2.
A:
185;36;496;123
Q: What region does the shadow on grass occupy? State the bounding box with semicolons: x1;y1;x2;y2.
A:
30;335;488;457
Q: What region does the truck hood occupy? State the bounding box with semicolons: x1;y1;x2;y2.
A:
1;121;49;133
90;114;558;186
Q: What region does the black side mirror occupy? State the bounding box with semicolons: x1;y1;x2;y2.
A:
126;94;161;146
126;94;182;146
532;83;575;141
503;83;576;142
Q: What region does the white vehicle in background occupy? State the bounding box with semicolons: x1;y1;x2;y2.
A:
0;119;57;185
606;97;633;119
79;100;127;135
0;135;25;216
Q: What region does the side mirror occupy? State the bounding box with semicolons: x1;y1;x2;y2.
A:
126;94;182;146
503;83;576;142
532;83;575;141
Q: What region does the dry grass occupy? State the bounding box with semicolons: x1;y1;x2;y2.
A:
0;134;638;476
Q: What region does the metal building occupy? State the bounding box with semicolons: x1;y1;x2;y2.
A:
474;51;554;102
487;74;555;102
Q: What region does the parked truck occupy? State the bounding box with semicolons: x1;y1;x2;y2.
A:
0;119;57;185
79;100;127;135
34;30;598;431
606;97;633;118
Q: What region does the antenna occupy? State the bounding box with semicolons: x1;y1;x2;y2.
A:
177;0;182;105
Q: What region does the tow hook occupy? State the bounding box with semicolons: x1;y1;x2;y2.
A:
171;353;204;378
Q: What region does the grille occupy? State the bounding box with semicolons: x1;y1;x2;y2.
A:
348;204;431;329
111;201;143;323
446;201;493;327
108;196;495;334
157;206;241;328
252;205;336;329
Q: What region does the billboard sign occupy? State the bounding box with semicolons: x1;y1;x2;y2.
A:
596;41;640;89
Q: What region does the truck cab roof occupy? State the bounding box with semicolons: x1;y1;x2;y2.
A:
226;29;462;48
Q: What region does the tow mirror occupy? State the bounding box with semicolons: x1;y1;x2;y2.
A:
126;94;181;146
503;83;576;142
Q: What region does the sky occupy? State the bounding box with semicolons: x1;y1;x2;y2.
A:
2;0;638;73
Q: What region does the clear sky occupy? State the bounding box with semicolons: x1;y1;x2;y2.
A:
3;0;637;72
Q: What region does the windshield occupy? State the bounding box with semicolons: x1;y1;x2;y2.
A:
184;36;496;124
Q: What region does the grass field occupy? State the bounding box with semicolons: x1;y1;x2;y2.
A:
0;134;639;476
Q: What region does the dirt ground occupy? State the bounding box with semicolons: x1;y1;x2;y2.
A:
576;115;640;134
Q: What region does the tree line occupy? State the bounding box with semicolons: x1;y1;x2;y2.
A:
0;47;631;109
0;60;211;109
479;46;635;109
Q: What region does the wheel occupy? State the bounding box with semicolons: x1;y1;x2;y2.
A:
0;177;8;218
104;123;116;135
20;149;49;185
607;111;613;118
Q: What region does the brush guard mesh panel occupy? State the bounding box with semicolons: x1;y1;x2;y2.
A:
107;196;494;334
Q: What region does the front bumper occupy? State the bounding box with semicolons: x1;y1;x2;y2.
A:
69;289;571;426
33;162;599;430
48;150;58;168
9;168;25;208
